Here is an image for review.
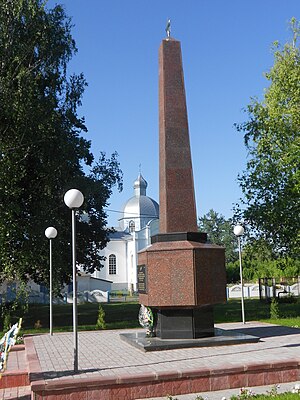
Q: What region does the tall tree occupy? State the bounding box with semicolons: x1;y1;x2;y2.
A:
0;0;122;289
235;18;300;257
198;209;238;264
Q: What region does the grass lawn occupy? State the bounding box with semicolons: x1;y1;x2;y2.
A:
228;393;299;400
10;302;141;334
214;298;300;325
167;388;300;399
2;297;300;335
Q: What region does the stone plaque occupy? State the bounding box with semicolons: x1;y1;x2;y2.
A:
137;264;147;294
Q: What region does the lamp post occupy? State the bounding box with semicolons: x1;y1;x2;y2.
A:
45;227;57;336
234;224;245;324
64;189;84;373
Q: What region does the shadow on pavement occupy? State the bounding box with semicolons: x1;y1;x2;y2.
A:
228;325;300;338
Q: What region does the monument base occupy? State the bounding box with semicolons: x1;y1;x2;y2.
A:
120;328;260;352
155;306;214;339
138;232;227;308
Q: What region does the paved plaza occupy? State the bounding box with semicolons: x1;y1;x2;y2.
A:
29;322;300;380
1;321;300;399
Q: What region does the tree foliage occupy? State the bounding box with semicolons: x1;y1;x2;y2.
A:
198;211;300;283
229;237;300;283
235;18;300;257
198;209;238;264
237;254;300;282
0;0;122;288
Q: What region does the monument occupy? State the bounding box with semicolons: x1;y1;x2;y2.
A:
121;24;260;351
137;30;227;341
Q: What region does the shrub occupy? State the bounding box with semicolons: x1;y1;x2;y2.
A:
34;320;42;329
96;304;106;329
3;313;11;331
270;298;280;319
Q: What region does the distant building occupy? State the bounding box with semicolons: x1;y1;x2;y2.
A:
91;173;159;292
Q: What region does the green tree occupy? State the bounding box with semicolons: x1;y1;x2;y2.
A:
237;238;300;281
235;18;300;257
198;209;238;264
0;0;122;288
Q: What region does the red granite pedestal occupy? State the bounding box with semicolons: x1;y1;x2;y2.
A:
138;232;226;339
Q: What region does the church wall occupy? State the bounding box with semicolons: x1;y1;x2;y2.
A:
94;238;131;292
127;237;137;292
122;215;141;232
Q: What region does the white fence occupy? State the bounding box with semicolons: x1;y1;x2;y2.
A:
60;289;109;304
227;283;300;299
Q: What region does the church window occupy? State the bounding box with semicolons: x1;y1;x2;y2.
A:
129;220;135;233
109;254;117;275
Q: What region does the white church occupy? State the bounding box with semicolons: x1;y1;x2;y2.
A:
88;173;159;294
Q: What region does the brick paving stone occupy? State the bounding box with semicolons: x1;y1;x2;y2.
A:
0;386;31;400
5;350;27;373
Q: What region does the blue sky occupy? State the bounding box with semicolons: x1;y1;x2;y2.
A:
47;0;299;227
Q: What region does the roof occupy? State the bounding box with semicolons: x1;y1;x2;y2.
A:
109;230;132;240
122;195;159;220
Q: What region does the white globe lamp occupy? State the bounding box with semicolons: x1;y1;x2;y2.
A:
64;189;84;209
45;226;58;336
64;188;84;373
45;227;57;240
233;224;245;237
234;224;245;324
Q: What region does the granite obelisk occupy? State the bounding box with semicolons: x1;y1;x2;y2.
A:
138;35;226;340
159;38;198;234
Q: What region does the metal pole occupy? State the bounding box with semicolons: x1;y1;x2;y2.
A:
49;239;53;336
72;209;78;373
238;236;245;324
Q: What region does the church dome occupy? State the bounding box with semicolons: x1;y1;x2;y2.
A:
119;174;159;231
134;174;147;195
123;195;159;221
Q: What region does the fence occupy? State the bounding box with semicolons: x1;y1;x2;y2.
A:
227;277;300;300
